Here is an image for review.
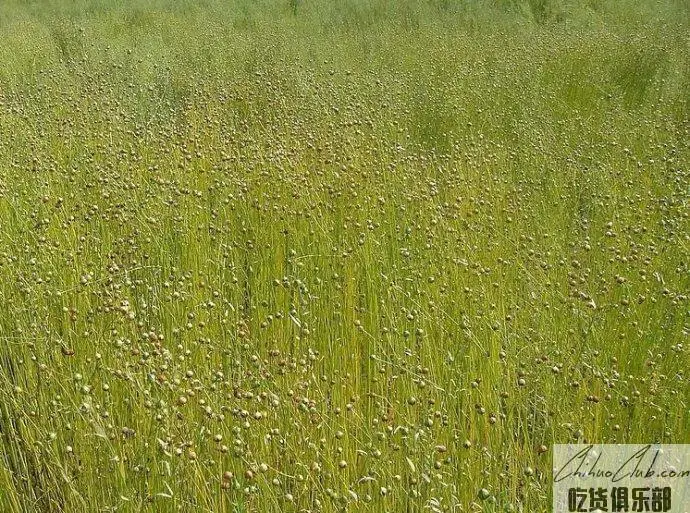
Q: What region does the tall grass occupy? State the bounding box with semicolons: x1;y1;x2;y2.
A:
0;0;688;511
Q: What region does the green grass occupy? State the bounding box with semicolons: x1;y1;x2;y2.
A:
0;1;688;511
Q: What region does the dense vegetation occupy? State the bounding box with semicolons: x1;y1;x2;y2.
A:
0;0;688;511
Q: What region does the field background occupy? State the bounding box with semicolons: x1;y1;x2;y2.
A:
0;0;688;511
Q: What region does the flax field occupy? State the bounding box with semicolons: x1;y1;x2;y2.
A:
0;0;688;511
